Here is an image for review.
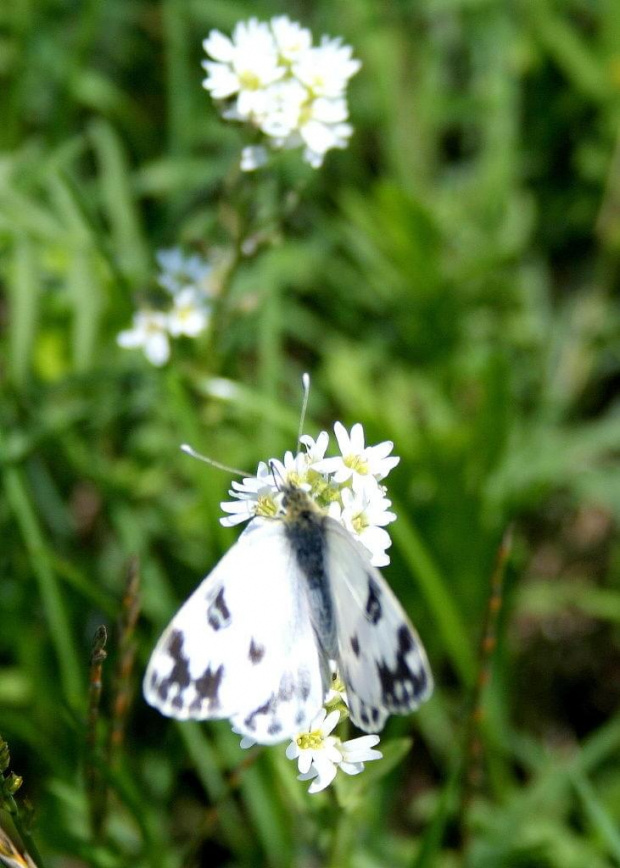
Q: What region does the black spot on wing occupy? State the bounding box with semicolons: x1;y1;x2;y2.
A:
243;668;315;736
377;625;429;709
193;663;224;710
155;629;191;703
244;696;276;733
365;577;382;624
207;587;231;631
299;669;311;701
249;638;265;664
350;634;360;657
279;673;295;701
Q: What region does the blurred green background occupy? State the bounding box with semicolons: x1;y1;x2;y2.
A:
1;0;620;866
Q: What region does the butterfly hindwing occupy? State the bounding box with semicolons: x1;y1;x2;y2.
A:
324;518;433;732
143;519;327;744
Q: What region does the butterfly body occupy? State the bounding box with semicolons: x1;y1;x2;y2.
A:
144;483;432;744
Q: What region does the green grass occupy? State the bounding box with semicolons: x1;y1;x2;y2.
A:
1;0;620;866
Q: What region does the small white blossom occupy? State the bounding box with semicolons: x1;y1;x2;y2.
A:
292;38;362;98
220;463;280;527
202;19;284;118
329;486;396;567
312;422;400;486
156;247;213;296
286;708;382;793
271;16;312;62
338;734;382;774
117;310;170;366
240;144;269;172
299;430;330;464
285;708;342;793
167;287;210;338
202;16;361;169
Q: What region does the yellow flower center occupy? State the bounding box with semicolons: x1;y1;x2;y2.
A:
255;494;279;518
351;512;368;535
287;471;304;488
344;454;368;474
297;730;324;750
239;70;261;90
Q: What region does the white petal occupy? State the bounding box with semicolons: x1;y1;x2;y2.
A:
285;741;299;760
203;30;235;63
144;332;170;366
298;751;313;775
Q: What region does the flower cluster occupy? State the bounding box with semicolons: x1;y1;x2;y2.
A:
117;249;214;366
221;422;399;566
202;16;361;170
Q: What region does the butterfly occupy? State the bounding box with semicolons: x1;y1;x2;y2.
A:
143;479;433;744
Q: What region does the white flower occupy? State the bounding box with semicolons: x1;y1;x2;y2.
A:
271;16;312;63
257;79;306;139
297;97;353;165
312;422;399;486
220;462;281;527
299;430;330;464
202;19;284;118
285;708;342;793
167;287;210;338
240;145;269;172
286;708;383;793
117;310;170;366
338;734;382;775
156;247;213;296
292;38;362;98
329;486;396;566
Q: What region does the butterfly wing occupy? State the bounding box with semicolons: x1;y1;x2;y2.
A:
143;519;327;744
324;518;433;732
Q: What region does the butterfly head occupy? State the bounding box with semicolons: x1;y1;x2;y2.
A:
279;482;321;523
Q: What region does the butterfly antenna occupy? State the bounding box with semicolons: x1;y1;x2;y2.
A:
181;444;248;478
297;372;311;451
269;459;285;491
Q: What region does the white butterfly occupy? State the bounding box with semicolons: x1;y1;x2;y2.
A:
143;482;433;744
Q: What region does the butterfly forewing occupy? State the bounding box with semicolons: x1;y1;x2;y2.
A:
143;519;327;744
324;518;433;732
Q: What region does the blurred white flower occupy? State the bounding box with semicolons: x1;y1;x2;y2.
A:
117;310;170;366
117;248;215;366
202;16;361;170
292;38;362;98
167;287;210;338
240;145;269;172
202;19;284;118
271;16;312;62
156;247;213;296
